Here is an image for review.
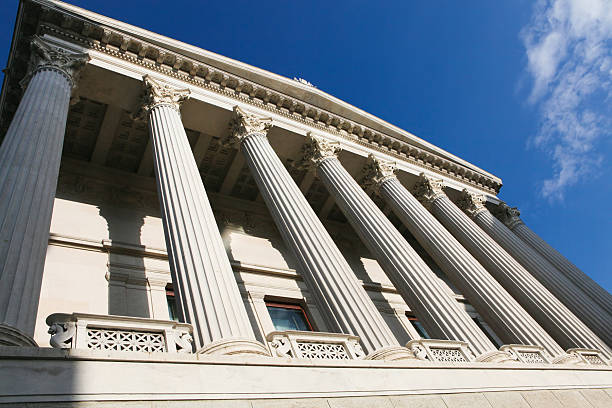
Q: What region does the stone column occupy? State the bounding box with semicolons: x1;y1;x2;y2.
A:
0;37;88;346
495;203;612;317
226;107;412;360
302;135;499;359
412;175;611;357
362;156;566;359
457;191;612;347
141;77;268;356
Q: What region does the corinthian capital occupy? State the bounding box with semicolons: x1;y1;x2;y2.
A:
140;75;190;114
21;36;90;88
412;173;446;208
361;154;397;193
226;106;272;146
494;202;524;230
297;133;341;169
457;189;488;218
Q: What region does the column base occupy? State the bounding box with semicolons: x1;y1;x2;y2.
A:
364;345;416;361
0;324;38;347
197;337;271;357
551;353;584;365
474;350;517;364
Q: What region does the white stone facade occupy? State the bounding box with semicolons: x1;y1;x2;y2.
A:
0;0;611;406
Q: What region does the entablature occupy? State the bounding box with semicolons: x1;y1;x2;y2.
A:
0;0;503;195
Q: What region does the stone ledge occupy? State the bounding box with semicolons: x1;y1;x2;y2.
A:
2;347;612;371
0;347;611;404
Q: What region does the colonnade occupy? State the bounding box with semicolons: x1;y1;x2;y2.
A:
0;38;610;362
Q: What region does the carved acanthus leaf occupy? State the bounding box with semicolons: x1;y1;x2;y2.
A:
412;173;445;208
361;154;397;193
457;189;487;218
297;133;341;169
21;35;90;89
494;202;523;230
135;75;190;118
226;106;272;146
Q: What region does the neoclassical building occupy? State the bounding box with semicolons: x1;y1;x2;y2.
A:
0;0;611;406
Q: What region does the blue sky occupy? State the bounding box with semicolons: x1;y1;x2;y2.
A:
1;0;610;291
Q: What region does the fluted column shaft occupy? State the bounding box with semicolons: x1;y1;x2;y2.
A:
307;145;496;356
467;201;612;347
375;175;564;357
418;180;611;356
496;204;612;317
144;78;263;354
230;111;402;355
0;38;87;345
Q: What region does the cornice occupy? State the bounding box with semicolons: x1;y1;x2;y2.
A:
0;0;502;194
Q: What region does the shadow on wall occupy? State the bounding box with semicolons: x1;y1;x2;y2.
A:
98;206;151;318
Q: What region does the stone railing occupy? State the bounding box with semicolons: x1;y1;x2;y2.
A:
567;348;609;366
266;331;365;360
407;339;475;363
46;313;194;354
500;344;551;364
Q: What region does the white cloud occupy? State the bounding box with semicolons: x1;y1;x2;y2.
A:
521;0;612;200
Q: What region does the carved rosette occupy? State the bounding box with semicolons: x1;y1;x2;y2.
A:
225;106;273;147
21;35;90;89
457;189;488;218
361;154;398;194
411;173;446;208
298;133;342;170
136;75;190;118
494;202;524;230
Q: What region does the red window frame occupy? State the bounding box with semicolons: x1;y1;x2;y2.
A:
265;301;314;331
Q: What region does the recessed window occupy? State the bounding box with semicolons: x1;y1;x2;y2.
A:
406;313;430;339
166;284;179;322
266;301;313;331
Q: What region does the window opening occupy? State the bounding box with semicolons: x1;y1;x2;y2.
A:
265;301;313;331
406;313;430;339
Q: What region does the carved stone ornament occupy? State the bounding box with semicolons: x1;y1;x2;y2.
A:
20;35;90;89
48;322;76;349
225;106;273;147
494;202;523;230
457;189;488;218
135;75;190;119
412;173;446;208
361;154;397;193
297;133;342;170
